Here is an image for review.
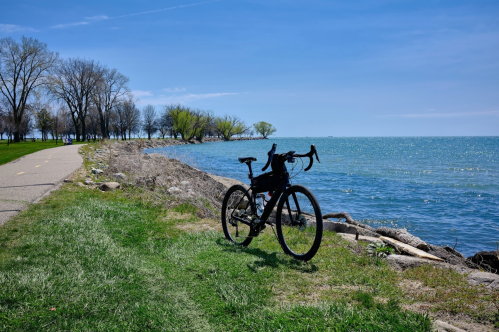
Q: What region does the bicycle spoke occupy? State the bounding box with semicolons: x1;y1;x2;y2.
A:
277;185;322;261
222;185;254;246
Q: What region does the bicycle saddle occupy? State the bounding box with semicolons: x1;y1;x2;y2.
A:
238;157;256;163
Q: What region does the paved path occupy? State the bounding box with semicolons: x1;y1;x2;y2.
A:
0;144;84;225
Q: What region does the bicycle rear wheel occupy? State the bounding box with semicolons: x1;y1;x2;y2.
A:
221;184;254;247
276;185;323;261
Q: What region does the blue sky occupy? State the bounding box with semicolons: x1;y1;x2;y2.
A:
1;0;498;136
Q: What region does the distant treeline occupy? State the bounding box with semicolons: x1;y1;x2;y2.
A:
0;36;276;142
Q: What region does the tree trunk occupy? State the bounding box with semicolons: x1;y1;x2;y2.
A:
376;227;429;251
323;212;429;251
323;212;376;232
13;131;20;143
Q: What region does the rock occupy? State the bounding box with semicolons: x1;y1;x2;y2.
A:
338;233;383;245
322;220;380;238
143;153;151;160
433;320;467;332
113;173;127;180
99;182;120;192
75;182;85;187
92;169;103;174
135;176;156;188
467;271;499;290
387;254;471;275
84;179;94;185
427;245;467;266
180;180;190;186
467;251;499;274
386;254;445;270
186;189;195;196
114;153;118;157
168;186;182;194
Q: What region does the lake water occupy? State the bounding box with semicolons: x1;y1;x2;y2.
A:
146;137;499;257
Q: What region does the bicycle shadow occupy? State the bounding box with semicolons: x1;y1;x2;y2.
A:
216;238;319;273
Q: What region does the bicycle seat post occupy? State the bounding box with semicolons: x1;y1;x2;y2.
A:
245;161;254;180
238;157;257;180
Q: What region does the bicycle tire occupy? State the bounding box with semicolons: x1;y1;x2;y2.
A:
276;185;323;261
221;184;255;247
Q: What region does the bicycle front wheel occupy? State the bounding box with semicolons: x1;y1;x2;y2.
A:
276;185;323;261
221;184;254;247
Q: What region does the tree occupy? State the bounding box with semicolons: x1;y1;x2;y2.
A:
215;115;248;140
49;58;102;141
253;121;276;138
50;105;67;145
0;103;6;140
164;104;181;138
162;106;173;139
35;108;52;141
142;104;157;139
123;99;141;140
0;37;58;142
92;67;130;139
192;110;213;141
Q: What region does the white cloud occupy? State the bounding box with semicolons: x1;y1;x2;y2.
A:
163;87;187;93
113;1;221;19
49;1;220;30
135;92;238;106
84;15;109;21
377;110;499;118
0;24;35;33
131;90;153;98
51;21;89;29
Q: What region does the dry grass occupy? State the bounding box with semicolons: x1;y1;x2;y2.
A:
81;141;228;218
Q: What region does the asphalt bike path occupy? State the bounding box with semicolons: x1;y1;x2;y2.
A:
0;144;84;225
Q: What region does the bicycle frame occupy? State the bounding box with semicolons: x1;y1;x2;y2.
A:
229;173;288;227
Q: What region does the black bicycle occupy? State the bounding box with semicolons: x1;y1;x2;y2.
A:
221;143;323;261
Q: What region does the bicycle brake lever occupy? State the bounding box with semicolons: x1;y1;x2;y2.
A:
304;145;319;171
262;143;277;171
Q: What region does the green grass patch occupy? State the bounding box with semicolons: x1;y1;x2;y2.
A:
0;139;87;165
0;185;435;331
403;265;499;322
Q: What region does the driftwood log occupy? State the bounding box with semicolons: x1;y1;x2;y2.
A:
323;212;430;252
322;212;376;232
375;227;429;251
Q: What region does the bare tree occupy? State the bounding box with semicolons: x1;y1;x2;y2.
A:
86;106;101;141
48;58;102;141
124;99;140;140
0;37;58;142
158;106;173;139
113;101;128;140
50;104;67;145
0;102;6;140
142;105;157;139
92;67;129;139
19;109;33;141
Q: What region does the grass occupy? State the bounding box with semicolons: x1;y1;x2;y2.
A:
403;265;499;323
0;185;436;331
0;139;87;165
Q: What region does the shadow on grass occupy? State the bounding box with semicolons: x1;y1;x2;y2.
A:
216;238;318;273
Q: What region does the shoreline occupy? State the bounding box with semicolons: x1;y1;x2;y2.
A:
82;139;499;278
40;138;498;330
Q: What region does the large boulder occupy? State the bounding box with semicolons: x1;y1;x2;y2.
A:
467;251;499;274
467;271;499;290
